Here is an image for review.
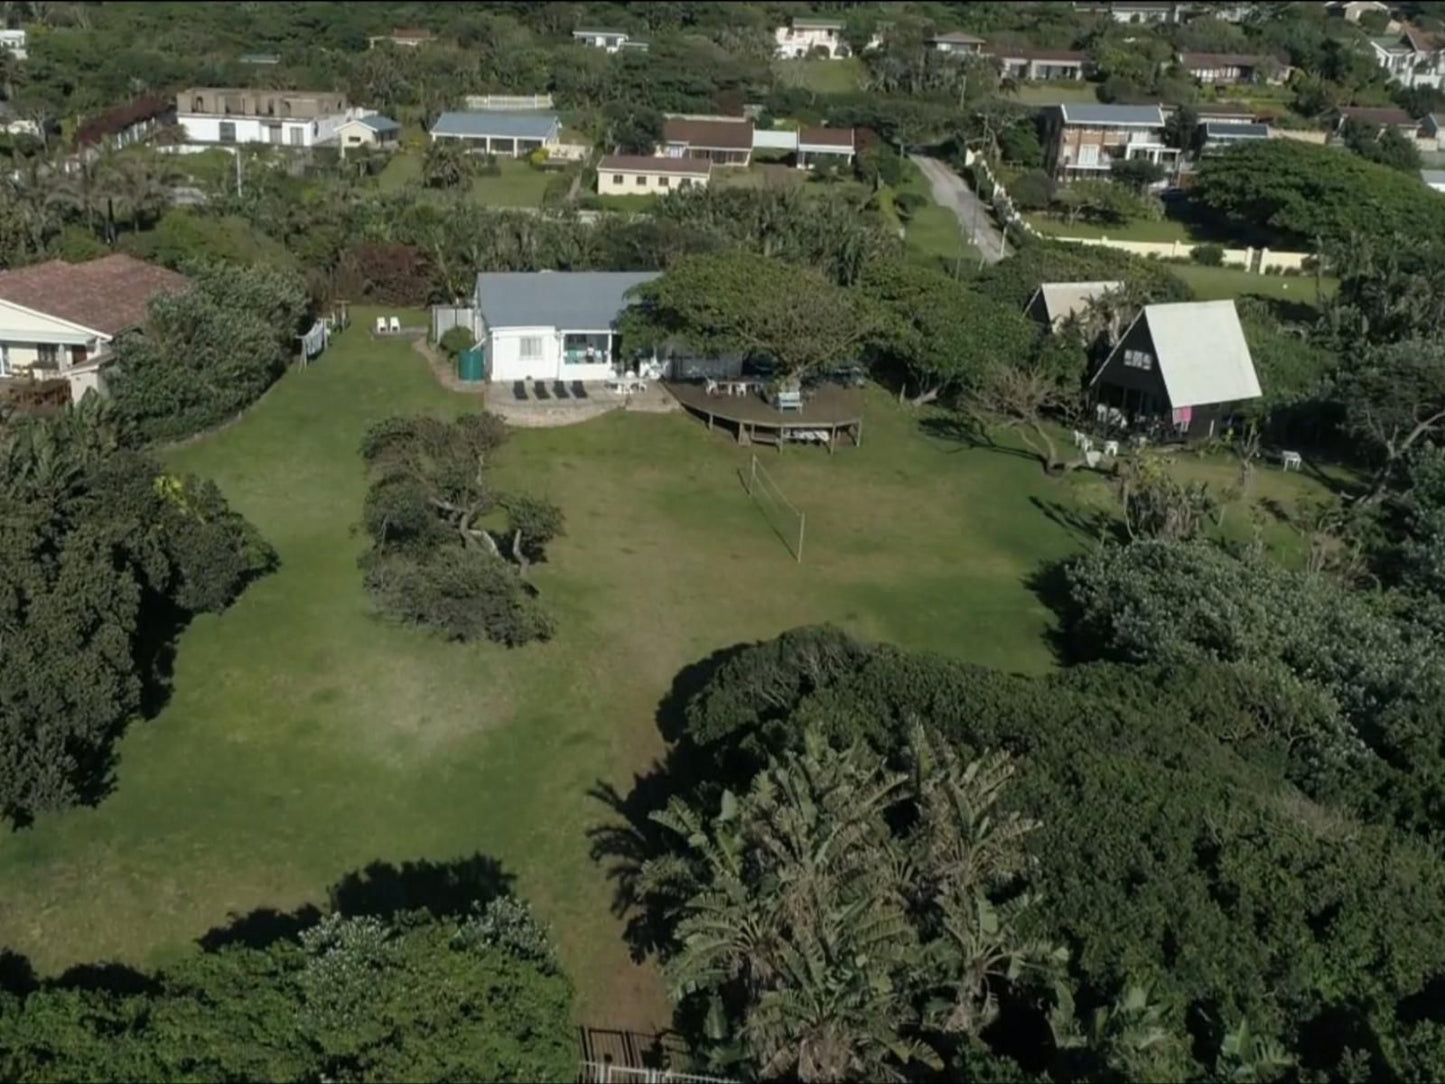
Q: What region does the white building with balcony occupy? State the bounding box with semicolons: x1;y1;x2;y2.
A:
1043;103;1177;183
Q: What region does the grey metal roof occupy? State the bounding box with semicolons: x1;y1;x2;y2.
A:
1422;169;1445;185
356;114;401;133
431;111;559;140
1203;122;1269;139
1059;104;1165;126
475;271;662;330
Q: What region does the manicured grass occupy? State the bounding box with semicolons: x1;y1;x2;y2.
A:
1167;263;1337;303
0;316;1335;1035
773;57;865;94
377;152;552;207
1005;82;1101;106
1027;215;1195;244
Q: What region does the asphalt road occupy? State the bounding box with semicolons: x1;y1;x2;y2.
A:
910;153;1012;265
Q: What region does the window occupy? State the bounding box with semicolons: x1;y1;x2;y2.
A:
519;336;543;360
1123;349;1153;371
612;173;623;184
36;343;58;367
219;121;236;144
192;95;204;111
658;176;670;187
70;345;88;366
291;126;304;146
679;178;692;188
635;174;646;186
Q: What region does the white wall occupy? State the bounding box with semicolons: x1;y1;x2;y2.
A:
486;326;617;383
0;299;107;375
597;169;705;195
177;113;321;147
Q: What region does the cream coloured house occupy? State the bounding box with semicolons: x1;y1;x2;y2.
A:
0;255;188;401
597;154;710;195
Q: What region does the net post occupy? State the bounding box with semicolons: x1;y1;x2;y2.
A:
796;512;805;564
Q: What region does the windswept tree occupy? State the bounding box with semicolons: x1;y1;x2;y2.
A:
621;252;867;381
358;414;562;645
861;260;1036;406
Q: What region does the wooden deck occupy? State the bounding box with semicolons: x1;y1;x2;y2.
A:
665;381;863;452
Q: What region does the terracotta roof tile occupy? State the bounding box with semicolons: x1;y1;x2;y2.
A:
662;118;752;150
0;255;189;336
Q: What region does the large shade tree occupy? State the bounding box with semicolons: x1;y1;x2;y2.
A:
622;252;867;381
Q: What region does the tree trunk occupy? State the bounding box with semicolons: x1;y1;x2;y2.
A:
907;386;941;408
511;528;529;578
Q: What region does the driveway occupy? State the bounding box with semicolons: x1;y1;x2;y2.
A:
910;153;1011;264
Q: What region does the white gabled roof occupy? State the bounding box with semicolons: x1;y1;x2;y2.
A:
1140;300;1261;407
1035;280;1124;323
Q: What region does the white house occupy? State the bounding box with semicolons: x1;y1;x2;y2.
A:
0;29;26;60
1368;26;1445;90
175;88;362;147
333;114;402;150
572;28;646;53
471;271;660;385
930;32;986;56
598;155;710;195
775;17;848;59
0;254;189;401
430;111;560;156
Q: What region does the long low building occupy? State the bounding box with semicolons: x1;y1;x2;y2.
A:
429;111;561;156
598;154;710;195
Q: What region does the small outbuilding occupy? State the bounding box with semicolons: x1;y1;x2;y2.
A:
1025;280;1125;331
1089;300;1261;440
333;114;402;150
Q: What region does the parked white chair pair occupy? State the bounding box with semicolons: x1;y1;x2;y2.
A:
388;316;401;333
1281;450;1302;472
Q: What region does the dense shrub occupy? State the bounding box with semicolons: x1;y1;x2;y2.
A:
1192;242;1224;266
335;241;433;306
0;402;272;824
107;262;309;443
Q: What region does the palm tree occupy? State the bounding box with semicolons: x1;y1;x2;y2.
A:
421;137;469;189
110;152;179;233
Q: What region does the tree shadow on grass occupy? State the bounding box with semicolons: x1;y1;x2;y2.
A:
918;412;1041;465
1029;495;1121;547
198;852;515;954
1025;557;1087;666
588;642;756;964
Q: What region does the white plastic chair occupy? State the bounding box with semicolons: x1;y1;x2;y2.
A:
1085;449;1102;468
1104;440;1120;457
1282;450;1302;472
388;316;401;333
1072;429;1085;447
705;378;718;396
374;316;386;334
1079;436;1093;453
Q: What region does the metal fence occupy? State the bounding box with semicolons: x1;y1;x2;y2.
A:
579;1061;736;1084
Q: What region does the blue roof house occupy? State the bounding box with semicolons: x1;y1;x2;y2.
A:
429;111;561;156
470;271;661;383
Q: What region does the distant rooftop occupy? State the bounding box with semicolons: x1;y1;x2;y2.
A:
1059;103;1165;126
431;111;560;140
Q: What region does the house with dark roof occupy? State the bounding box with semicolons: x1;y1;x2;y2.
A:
993;46;1091;82
332;113;402;150
429;111;560;156
661;117;753;166
1177;51;1288;85
1042;104;1176;183
797;127;855;168
0;254;189;401
598;155;710;195
1089;300;1262;440
469;271;661;383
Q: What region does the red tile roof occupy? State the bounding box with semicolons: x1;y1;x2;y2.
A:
798;126;855;148
0;255;189;336
75;95;172;148
600;154;711;175
662;118;752;150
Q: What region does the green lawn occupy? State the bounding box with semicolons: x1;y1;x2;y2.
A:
1005;82;1101;106
1027;215;1195;244
377;152;553;207
0;316;1334;1034
1167;263;1337;303
772;56;865;94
